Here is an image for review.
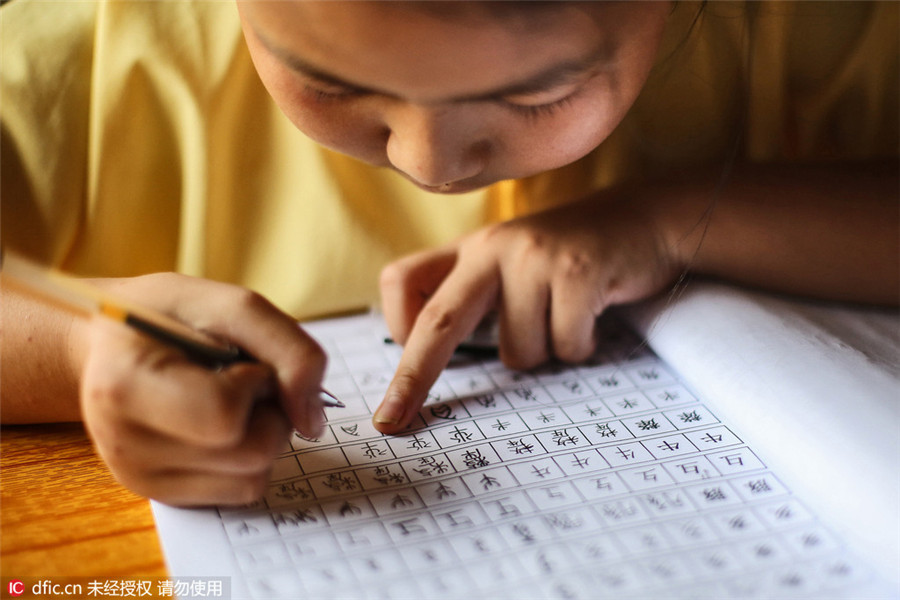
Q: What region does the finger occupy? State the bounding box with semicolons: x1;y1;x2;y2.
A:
379;246;459;345
82;319;276;448
166;282;328;437
374;263;499;433
548;272;603;363
497;256;551;371
127;468;275;508
97;399;292;480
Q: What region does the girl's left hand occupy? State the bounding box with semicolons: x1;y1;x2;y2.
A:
373;189;682;433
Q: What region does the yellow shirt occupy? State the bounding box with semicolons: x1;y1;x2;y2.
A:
2;1;896;320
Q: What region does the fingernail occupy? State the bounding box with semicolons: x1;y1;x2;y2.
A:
306;396;327;438
373;393;405;425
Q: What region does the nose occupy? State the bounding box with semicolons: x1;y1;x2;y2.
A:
383;104;488;188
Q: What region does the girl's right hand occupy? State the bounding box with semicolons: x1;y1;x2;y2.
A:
78;273;327;506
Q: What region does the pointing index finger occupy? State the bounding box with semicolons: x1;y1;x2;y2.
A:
373;264;498;434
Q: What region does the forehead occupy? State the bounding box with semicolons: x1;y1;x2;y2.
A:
239;1;609;102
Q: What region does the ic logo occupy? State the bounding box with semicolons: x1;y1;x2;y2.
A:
7;579;24;597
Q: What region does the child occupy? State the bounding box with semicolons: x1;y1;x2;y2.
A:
2;1;897;505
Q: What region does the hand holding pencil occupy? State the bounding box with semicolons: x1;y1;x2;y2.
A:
1;251;336;506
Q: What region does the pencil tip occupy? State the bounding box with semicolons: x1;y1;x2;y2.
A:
320;389;345;408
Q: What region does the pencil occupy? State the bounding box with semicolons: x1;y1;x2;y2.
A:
383;337;499;358
0;249;344;408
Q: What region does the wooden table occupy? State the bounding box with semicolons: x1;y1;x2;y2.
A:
1;423;168;595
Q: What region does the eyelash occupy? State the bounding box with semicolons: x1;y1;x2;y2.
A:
502;95;576;120
302;83;578;120
302;85;360;103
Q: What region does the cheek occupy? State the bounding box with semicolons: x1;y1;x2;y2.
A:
258;71;388;164
506;102;620;175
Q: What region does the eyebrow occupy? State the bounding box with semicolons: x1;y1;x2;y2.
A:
258;29;610;103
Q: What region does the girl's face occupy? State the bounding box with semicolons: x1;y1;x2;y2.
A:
238;1;669;194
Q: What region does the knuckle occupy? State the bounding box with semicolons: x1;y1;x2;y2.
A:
460;223;503;257
229;286;274;314
392;366;431;397
379;260;411;291
556;250;592;279
416;301;464;339
514;228;548;256
282;343;327;392
82;372;128;412
500;228;552;270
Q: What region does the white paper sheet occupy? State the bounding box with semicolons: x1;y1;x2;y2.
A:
152;287;900;599
625;282;900;590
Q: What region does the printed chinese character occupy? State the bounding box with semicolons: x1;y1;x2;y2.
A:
338;502;363;518
656;389;679;402
679;410;702;423
563;380;583;394
506;438;535;455
512;522;536;542
449;425;474;444
657;439;680;452
595;423;618;437
490;497;522;518
413;455;451;477
551;429;579;446
273;480;313;502
597;375;620;388
638;469;658;482
273;508;319;526
491;419;511;431
677;462;700;474
430;404;456;421
530;465;552;479
407;434;432;451
439;509;474;528
479;474;501;490
472;394;498;408
360;441;388;459
601;501;638;521
513;388;538;402
234;521;259;536
391;494;416;509
614;446;636;460
592;477;613;491
462;448;491;469
637;368;659;380
322;472;359;492
746;479;773;494
547;512;583;531
393;517;428;536
636;418;660;431
372;465;408;486
701;487;728;502
434;482;457;500
720;454;744;466
569;455;591;469
583;404;604;417
535;411;556;424
618;397;639;409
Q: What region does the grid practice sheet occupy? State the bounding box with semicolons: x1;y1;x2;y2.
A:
154;313;886;599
